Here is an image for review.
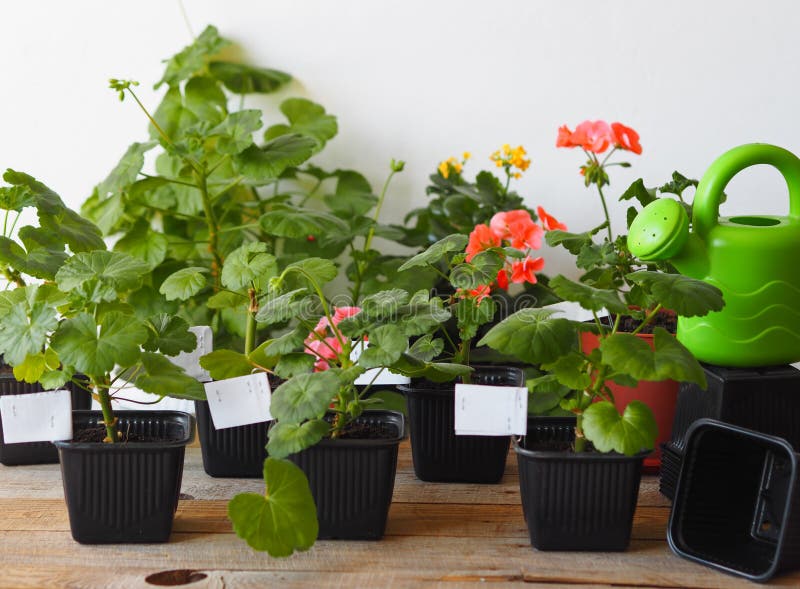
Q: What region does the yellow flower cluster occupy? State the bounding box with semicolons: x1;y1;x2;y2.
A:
490;144;531;179
437;152;471;179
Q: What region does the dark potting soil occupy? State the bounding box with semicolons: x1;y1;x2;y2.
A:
524;439;600;453
334;421;398;440
616;311;677;335
73;424;183;444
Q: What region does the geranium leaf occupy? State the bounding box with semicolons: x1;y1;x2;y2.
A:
450;250;504;290
183;76;227;123
285;258;338;286
361;288;409;316
625;271;724;317
264;328;306;356
221;242;277;291
159;267;209;301
143;314;196;356
266;419;329;459
94;142;155;200
398;234;468;271
274;353;315;379
407;334;444;362
358;324;406;369
114;219;168;269
208;61;291;94
156;25;229;88
0;286;59;365
207;290;247;309
477;308;577;365
270;371;339;424
136;352;206;400
582;400;657;455
56;251;150;303
265;98;338;150
228;457;318;556
324;170;376;216
236;134;317;185
599;328;706;387
549;275;627;315
255;288;308;325
52;312;147;376
209;109;263;155
260;205;349;238
199;349;253;380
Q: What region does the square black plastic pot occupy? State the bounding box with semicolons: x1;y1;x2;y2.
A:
668;419;800;582
288;410;406;540
398;365;523;484
195;400;271;478
517;416;646;551
0;372;92;466
54;410;194;544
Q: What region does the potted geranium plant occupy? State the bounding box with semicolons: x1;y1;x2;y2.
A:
394;152;566;483
198;254;469;555
0;173;204;544
477;197;725;550
553;120;707;470
0;170;104;465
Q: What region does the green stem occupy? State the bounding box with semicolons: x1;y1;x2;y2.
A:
630;304;663;336
245;286;257;355
596;184;613;243
197;171;224;288
574;411;586;452
503;167;511;195
95;378;120;443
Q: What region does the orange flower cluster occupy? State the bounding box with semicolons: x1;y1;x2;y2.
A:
460;207;566;302
490;144;531;179
556;120;642;155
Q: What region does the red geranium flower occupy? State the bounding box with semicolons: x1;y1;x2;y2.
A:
466;224;501;261
571;120;613;153
611;122;642;155
511;256;545;284
496;268;509;290
536;206;567;231
469;284;491;303
489;210;543;250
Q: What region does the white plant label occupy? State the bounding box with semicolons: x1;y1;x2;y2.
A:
454;384;528;436
169;325;213;382
203;373;272;430
0;389;73;444
350;340;410;385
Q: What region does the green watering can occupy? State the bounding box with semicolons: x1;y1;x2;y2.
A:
628;143;800;367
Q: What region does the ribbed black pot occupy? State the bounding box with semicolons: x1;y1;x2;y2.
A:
195;400;270;478
517;416;646;551
288;410;405;540
0;371;92;466
398;365;523;483
195;375;282;478
54;410;194;544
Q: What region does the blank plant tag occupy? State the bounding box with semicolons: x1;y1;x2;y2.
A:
350;340;410;386
203;373;272;430
169;326;213;382
454;384;528;436
0;389;72;444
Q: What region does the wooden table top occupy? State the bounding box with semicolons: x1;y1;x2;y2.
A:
0;441;797;588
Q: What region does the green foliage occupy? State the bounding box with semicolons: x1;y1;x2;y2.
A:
625;271;724;317
199;349;253;380
477;309;576;365
143;314;197;356
228;458;318;556
265;98;338;150
270;371;339;424
135;352;206;400
55;251;150;303
266;420;329;459
582;400;658;455
398;234;468;271
159;267;209;301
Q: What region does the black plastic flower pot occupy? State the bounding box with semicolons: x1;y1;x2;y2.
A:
517;416;646;551
195;400;271;478
668;419;800;582
398;365;523;483
670;364;800;452
658;441;683;500
54;410;194;544
0;371;92;466
288;410;406;540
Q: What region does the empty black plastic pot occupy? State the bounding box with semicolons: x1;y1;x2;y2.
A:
398;365;523;484
288;410;406;540
668;419;800;582
55;410;194;544
0;372;92;466
517;416;646;551
195;400;270;478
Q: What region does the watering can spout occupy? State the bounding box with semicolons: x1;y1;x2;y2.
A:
627;198;709;278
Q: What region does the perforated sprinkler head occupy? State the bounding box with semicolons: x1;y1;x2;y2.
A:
628;198;690;261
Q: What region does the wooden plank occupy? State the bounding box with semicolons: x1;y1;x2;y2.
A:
0;532;794;589
0;565;653;589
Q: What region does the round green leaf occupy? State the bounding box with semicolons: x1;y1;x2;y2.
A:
208;61;291;94
266;419;330;459
159;267;209;301
398;234;468;271
55;251;150;302
270;371;339;424
477;308;577;365
228;457;318;556
582;400;657;455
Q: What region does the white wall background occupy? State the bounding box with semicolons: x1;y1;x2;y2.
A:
1;0;800;277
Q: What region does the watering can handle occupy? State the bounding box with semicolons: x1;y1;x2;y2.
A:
693;143;800;238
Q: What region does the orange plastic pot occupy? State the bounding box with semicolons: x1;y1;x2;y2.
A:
580;331;678;473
